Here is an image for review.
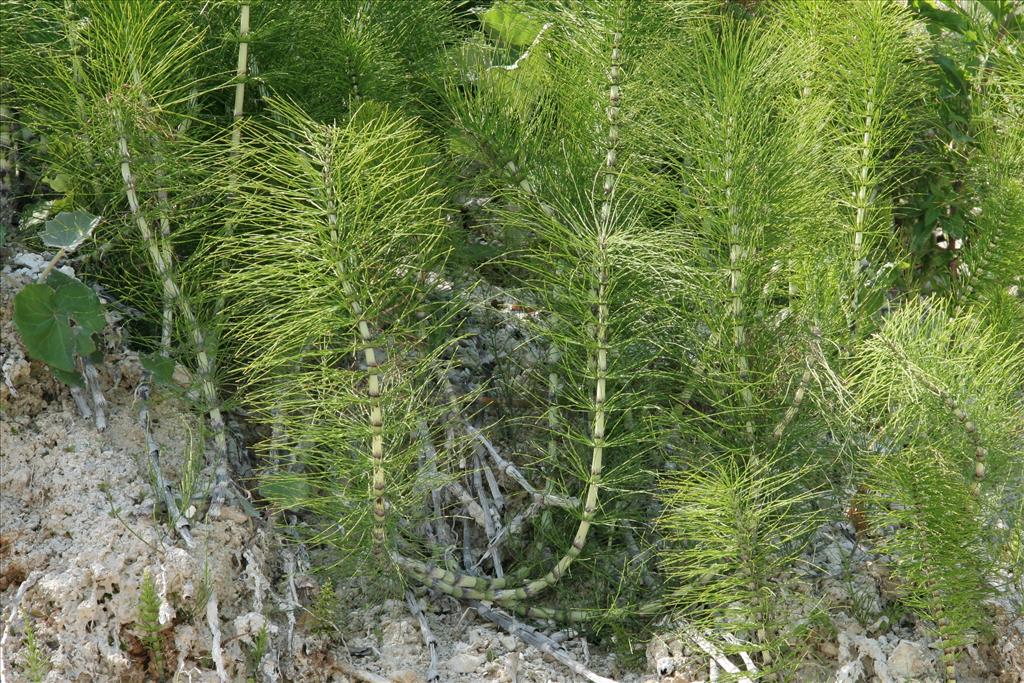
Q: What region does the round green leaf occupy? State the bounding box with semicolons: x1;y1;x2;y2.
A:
40;210;101;251
50;367;85;387
47;271;106;334
481;2;544;48
13;283;76;372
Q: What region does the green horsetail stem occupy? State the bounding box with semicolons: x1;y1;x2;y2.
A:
115;110;230;516
723;114;754;439
547;346;560;461
321;162;388;549
127;59;178;357
924;568;957;683
397;18;624;601
211;0;249;321
231;3;250;148
771;364;811;443
399;550;661;623
202;1;250;510
850;87;876;326
770;329;821;443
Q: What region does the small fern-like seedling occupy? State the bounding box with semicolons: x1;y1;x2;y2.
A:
310;578;337;635
138;569;164;677
245;624;269;682
20;611;50;683
658;455;822;675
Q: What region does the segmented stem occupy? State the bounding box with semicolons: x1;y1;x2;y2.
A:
943;395;987;496
851;87;876;326
923;565;957;683
230;3;250;151
547;346;560;460
156;188;174;354
397;16;624;602
770;329;821;443
115;112;230;515
724;115;754;437
321;158;388;549
771;365;810;443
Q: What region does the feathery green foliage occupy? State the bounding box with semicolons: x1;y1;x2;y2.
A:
19;611;50;683
5;2;1023;679
137;568;164;676
659;456;822;675
212;98;450;577
852;300;1024;675
781;0;933;333
250;0;460;124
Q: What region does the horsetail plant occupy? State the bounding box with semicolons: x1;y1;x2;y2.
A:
211;98;452;577
852;299;1024;681
394;0;690;616
780;0;932;336
9;0;237;514
5;3;1024;680
645;15;838;672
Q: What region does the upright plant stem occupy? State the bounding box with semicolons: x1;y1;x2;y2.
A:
725;114;755;439
115;111;230;517
0;89;14;231
850;87;876;330
397;17;624;602
203;0;251;512
321;157;388;550
230;2;250;154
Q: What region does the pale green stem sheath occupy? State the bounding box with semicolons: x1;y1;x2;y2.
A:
724;115;754;438
770;364;810;443
321;162;387;550
157;188;174;355
770;330;821;443
230;3;250;152
922;563;956;683
203;2;250;510
851;88;875;328
397;19;623;601
212;0;250;318
938;391;987;497
547;346;560;460
115;111;230;515
129;58;179;357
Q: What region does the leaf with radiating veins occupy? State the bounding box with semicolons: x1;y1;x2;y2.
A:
39;210;101;252
13;283;76;372
48;271;106;334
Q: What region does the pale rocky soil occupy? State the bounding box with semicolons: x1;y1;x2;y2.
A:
1;250;1021;683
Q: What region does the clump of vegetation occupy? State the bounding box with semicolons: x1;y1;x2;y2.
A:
19;611;50;683
137;569;164;677
3;1;1022;681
